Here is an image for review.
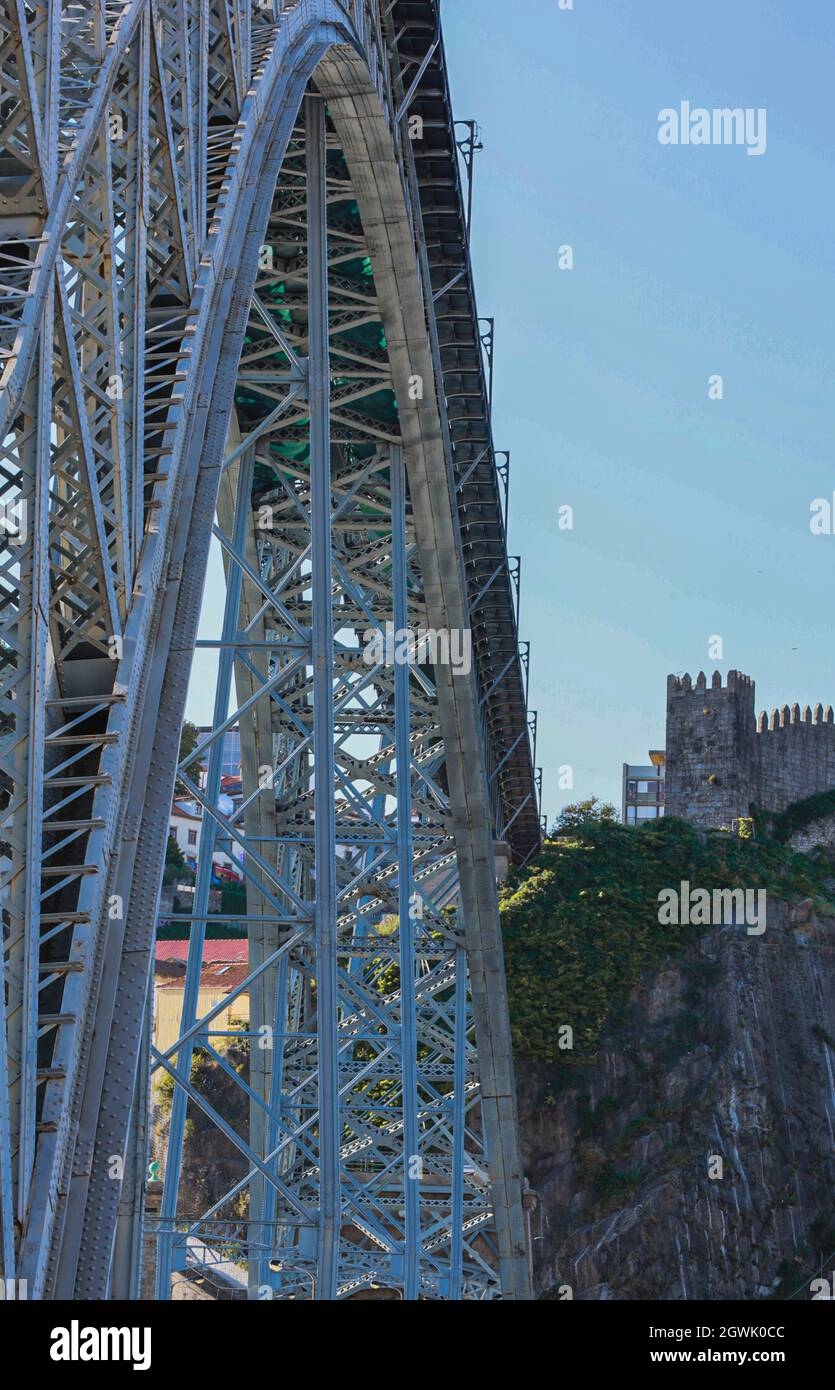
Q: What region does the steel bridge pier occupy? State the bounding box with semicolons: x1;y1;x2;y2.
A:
0;0;541;1299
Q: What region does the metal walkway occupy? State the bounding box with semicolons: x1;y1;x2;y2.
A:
0;0;540;1299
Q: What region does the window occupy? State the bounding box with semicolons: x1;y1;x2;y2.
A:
627;780;637;797
637;805;657;819
626;806;637;823
637;780;650;794
187;829;198;846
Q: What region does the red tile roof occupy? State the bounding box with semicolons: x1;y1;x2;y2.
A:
155;939;248;964
156;961;250;994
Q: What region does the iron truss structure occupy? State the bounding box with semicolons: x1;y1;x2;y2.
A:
0;0;542;1299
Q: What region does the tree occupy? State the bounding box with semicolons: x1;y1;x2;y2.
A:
165;832;185;869
175;720;201;798
163;832;186;887
551;797;619;835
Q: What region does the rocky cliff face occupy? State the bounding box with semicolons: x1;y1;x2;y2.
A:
518;899;835;1300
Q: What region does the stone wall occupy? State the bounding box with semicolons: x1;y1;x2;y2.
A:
756;707;835;813
788;811;835;854
665;670;835;827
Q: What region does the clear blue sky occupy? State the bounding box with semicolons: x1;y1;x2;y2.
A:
442;0;835;823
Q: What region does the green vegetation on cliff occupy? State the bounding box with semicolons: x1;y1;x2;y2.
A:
764;787;835;844
500;816;835;1067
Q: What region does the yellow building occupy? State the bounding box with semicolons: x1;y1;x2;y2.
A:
153;940;250;1103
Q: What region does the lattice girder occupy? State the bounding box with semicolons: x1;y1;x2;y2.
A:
0;0;533;1300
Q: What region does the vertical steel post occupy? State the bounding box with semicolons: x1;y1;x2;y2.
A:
18;327;51;1236
197;0;209;251
255;953;290;1295
111;956;153;1298
450;945;467;1298
0;884;14;1281
155;453;253;1298
391;444;420;1299
305;92;340;1301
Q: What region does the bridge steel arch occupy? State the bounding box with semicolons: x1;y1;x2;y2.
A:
0;0;539;1299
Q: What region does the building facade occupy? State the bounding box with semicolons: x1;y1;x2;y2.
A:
622;751;666;824
169;800;245;876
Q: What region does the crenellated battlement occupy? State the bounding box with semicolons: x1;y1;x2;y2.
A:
757;704;834;732
665;669;835;827
667;669;753;696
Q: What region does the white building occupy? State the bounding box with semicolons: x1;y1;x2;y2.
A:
168;800;245;877
169;801;202;861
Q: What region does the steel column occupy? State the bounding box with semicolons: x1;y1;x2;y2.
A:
154;452;254;1299
390;443;420;1299
305;92;340;1302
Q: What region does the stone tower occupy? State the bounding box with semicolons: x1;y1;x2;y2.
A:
665;670;757;827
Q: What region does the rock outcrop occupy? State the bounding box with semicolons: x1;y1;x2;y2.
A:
519;899;835;1300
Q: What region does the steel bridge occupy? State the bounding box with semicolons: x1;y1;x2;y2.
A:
0;0;541;1300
